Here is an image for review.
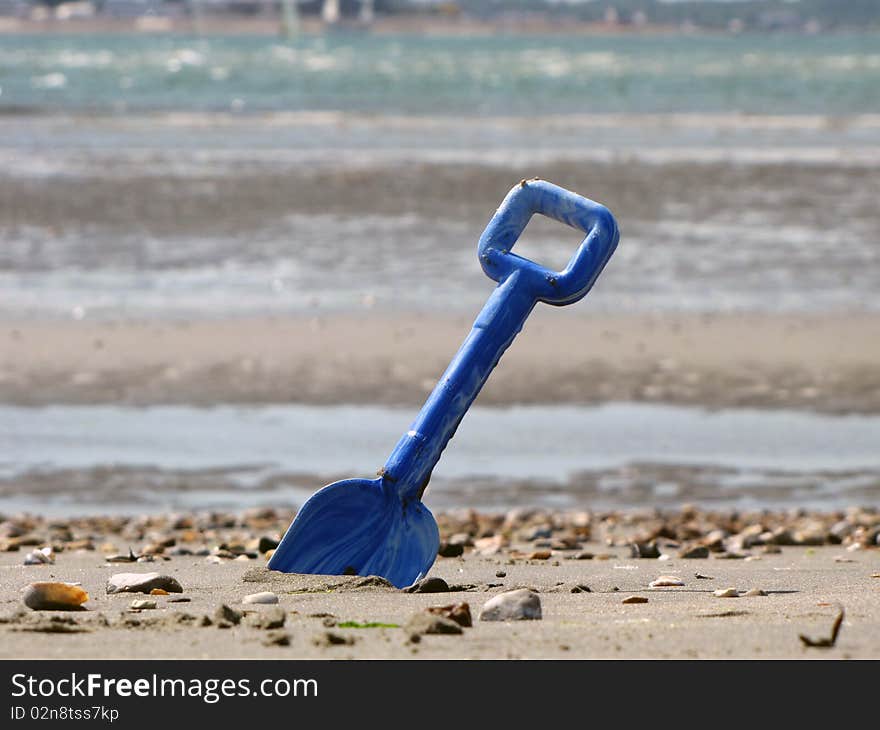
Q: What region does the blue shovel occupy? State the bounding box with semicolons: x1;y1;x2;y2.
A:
268;180;619;588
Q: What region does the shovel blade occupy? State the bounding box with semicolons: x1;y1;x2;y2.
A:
267;477;439;589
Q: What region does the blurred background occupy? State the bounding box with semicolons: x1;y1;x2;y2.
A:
0;0;878;516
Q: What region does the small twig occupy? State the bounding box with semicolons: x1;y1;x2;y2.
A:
799;604;844;648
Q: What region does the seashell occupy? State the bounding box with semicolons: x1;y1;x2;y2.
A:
242;591;279;605
650;576;685;588
23;582;89;611
714;588;739;598
130;600;157;610
743;588;767;597
24;547;54;565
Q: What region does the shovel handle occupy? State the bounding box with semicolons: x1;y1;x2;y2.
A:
478;179;618;305
383;180;619;500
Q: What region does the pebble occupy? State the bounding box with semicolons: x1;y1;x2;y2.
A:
678;545;710;559
649;576;685;588
479;589;542;621
150;588;169;596
213;604;242;627
257;536;279;554
242;591;279;605
23;547;54;565
262;630;290;647
743;588;767;597
695;573;714;580
630;541;660;559
437;542;465;558
495;571;507;578
130;600;157;610
425;602;472;628
313;631;355;647
405;612;463;636
245;607;286;630
106;573;183;595
714;588;740;598
404;577;449;594
622;596;649;604
528;550;551;560
23;582;89;611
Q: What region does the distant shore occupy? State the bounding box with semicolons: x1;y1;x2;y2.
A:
0;14;699;38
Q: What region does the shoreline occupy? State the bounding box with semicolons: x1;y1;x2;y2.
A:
2;311;879;413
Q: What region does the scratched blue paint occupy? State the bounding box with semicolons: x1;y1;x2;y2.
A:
268;180;619;587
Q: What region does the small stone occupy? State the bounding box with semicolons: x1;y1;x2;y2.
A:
130;600;156;610
404;577;449;594
213;604;242;626
314;631;355;647
106;573;183;595
437;542;465;558
714;588;739;598
258;536;279;554
425;602;472;628
528;550;551;560
204;555;225;564
678;545;710;559
743;588;767;597
23;582;89;611
473;535;505;556
262;630;290;647
568;552;594;560
167;597;191;603
495;571;506;578
150;588;169;596
405;612;463;636
479;589;542;621
694;573;714;580
243;591;279;605
245;607;286;630
630;541;660;559
234;554;251;562
622;596;648;604
650;576;685;588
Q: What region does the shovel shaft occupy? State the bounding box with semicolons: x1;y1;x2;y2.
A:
382;180;619;501
382;272;535;499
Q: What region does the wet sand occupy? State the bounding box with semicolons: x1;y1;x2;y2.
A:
2;312;879;412
1;508;878;659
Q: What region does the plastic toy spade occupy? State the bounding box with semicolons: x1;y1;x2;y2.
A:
268;180;619;588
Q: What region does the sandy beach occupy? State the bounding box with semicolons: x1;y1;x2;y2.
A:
1;508;878;659
2;312;879;413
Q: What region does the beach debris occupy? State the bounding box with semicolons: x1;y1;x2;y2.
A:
528;550;552;560
567;551;594;560
630;541;660;559
479;589;542;621
23;547;54;565
569;584;591;593
495;571;507;578
150;588;169;596
167;596;191;603
106;572;183;595
425;602;472;628
262;630;290;647
245;607;286;630
213;604;243;628
130;600;157;610
622;596;648;604
694;573;714;580
105;548;138;563
313;631;355;647
743;588;767;597
650;576;685;588
405;612;463;637
678;545;709;559
473;535;506;556
404;577;449;594
243;591;279;605
799;606;844;649
714;588;740;598
23;582;89;611
438;542;465;558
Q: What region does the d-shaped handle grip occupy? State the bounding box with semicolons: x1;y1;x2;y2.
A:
477;179;619;306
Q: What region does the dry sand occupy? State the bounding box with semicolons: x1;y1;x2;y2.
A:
1;547;878;659
2;312;879;412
